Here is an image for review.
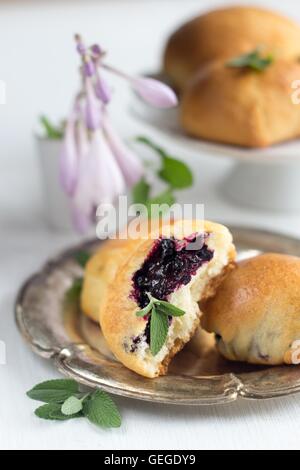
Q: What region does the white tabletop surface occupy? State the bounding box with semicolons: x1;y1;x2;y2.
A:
2;0;300;450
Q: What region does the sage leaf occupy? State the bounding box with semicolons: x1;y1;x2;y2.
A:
27;379;79;403
83;390;121;428
35;403;82;421
61;396;83;416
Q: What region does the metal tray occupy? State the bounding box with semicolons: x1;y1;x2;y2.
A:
15;226;300;405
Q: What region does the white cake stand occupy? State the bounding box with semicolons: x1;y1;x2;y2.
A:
130;97;300;212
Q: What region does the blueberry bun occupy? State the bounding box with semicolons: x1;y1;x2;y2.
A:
201;253;300;366
100;220;235;378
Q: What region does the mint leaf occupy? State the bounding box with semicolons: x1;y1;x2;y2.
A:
158;155;193;189
226;49;273;71
83;390;121;428
27;379;79;403
136;301;153;317
35;403;82;421
40;115;64;140
61;396;83;416
136;136;193;190
156;301;185;317
150;305;169;356
65;278;83;304
132;177;150;205
74;251;91;268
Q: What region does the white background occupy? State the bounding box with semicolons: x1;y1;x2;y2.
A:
2;0;300;450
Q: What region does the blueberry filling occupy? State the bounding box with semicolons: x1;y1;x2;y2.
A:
132;234;214;308
129;234;214;352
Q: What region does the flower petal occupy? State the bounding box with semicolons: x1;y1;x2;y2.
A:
132;77;178;108
59;113;78;196
95;72;112;104
91;130;125;203
85;77;101;131
103;114;144;187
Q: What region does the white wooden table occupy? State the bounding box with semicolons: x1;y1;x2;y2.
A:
1;0;300;450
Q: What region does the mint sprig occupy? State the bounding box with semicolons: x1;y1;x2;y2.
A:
226;48;274;71
136;293;185;356
27;379;122;428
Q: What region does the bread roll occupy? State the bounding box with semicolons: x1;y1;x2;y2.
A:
99;220;235;377
81;238;141;323
201;253;300;366
163;6;300;91
180;59;300;147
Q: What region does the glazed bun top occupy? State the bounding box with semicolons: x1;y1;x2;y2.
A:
163;6;300;90
180;59;300;148
201;253;300;364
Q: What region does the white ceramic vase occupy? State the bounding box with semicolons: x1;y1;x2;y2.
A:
36;137;74;231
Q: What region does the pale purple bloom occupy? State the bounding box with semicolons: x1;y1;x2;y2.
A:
84;77;101;131
95;71;112;104
83;60;95;77
61;34;178;233
132;77;178;108
59;112;78;196
71;130;125;232
103;113;143;186
91;44;103;56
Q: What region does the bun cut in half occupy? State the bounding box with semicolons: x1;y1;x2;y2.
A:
201;253;300;366
100;220;235;378
163;6;300;91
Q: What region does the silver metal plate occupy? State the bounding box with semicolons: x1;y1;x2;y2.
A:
15;226;300;405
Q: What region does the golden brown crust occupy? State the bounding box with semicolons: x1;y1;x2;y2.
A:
163;6;300;91
100;220;235;377
202;253;300;365
180;59;300;148
81;238;143;322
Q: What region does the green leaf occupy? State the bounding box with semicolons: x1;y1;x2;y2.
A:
150;306;169;356
136;136;165;157
158;155;193;189
74;251;91;268
83;390;121;428
40;115;64;140
136;300;153;317
136;136;193;189
156;301;185;317
132;177;150;205
61;396;83;416
35;403;82;421
65;278;83;304
27;379;79;403
226;49;274;71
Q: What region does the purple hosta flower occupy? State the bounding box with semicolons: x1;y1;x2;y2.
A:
95;70;112;104
76;118;89;160
132;77;178;108
103;113;143;186
59;111;78;196
83;59;95;77
71;130;125;233
90;44;103;57
84;77;101;131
